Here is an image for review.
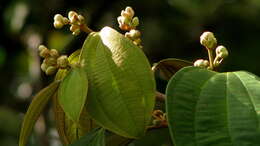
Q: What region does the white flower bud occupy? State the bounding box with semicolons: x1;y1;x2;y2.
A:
49;49;59;58
78;15;85;23
70;24;80;32
216;45;228;58
54;14;63;21
62;17;69;24
68;11;78;20
53;21;64;29
200;32;217;49
125;6;134;18
194;59;209;68
57;55;68;69
38;45;47;52
40;62;48;71
39;47;49;58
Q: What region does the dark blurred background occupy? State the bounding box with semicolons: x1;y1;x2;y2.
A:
1;0;260;145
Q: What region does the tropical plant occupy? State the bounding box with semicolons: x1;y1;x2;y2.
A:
19;6;260;146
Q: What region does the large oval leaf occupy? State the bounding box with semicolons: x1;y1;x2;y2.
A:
58;66;88;123
81;27;156;138
19;81;59;146
166;66;260;146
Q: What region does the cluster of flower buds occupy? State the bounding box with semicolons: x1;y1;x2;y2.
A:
152;110;167;126
117;6;139;31
118;6;142;47
194;31;229;69
38;45;69;75
53;11;86;35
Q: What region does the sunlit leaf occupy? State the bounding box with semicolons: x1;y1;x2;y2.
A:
69;128;105;146
58;67;88;123
166;66;260;146
81;27;156;138
19;81;59;146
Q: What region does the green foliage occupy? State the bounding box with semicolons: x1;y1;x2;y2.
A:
58;67;88;122
17;4;260;146
19;81;59;146
166;66;260;146
69;128;105;146
81;27;156;138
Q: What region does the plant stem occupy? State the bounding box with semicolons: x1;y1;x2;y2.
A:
156;91;166;101
207;48;214;70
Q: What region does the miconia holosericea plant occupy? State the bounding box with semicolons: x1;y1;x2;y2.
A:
19;6;260;146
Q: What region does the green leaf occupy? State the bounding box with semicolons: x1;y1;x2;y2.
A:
19;81;59;146
128;128;173;146
81;27;156;138
166;66;260;146
54;51;96;145
152;58;192;80
58;67;88;123
69;128;105;146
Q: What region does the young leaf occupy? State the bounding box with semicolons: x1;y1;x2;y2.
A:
152;58;192;80
19;81;59;146
81;27;156;138
58;67;88;123
69;128;105;146
166;66;260;146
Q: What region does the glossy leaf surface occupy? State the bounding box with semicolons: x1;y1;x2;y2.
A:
81;27;156;138
166;66;260;146
19;81;59;146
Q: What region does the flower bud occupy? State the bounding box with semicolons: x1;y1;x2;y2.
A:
57;55;68;69
78;15;85;22
200;32;217;49
125;6;134;18
39;48;49;58
194;59;209;68
44;57;56;66
216;45;228;58
45;66;57;75
70;24;80;32
62;17;69;24
68;11;78;20
40;62;48;71
130;29;141;39
132;17;139;27
53;21;64;29
54;14;63;21
38;45;47;52
49;49;59;58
